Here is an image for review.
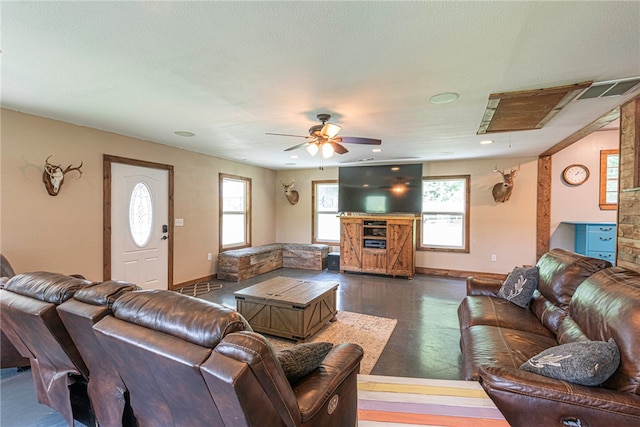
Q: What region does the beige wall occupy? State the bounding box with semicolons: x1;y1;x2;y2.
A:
2;108;618;283
276;157;539;275
550;129;619;251
0;109;276;283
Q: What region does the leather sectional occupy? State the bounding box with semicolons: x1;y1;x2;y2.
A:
458;248;640;426
1;272;363;427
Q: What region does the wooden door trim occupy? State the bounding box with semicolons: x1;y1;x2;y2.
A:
103;155;175;288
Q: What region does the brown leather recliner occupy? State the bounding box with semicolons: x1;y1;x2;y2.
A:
202;331;363;426
57;280;139;427
94;289;364;427
0;253;30;369
0;272;95;427
94;289;253;427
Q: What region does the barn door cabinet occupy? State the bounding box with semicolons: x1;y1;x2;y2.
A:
340;216;416;278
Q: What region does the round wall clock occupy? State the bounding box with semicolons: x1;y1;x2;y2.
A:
562;164;590;186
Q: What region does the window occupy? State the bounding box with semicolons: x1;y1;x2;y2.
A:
419;175;470;252
599;149;619;210
312;180;340;243
219;174;251;250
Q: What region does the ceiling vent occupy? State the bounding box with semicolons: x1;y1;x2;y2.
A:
576;77;640;100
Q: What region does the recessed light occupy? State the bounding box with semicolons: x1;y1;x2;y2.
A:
480;139;494;145
430;92;459;104
174;131;195;137
372;148;382;153
290;155;299;159
284;162;297;166
391;167;400;171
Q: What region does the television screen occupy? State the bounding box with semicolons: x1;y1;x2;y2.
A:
338;164;423;214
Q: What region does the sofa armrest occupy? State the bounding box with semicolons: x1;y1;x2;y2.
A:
466;276;503;296
479;365;640;426
292;342;363;423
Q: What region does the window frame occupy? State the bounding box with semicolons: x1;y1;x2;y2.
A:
599;149;619;210
312;180;340;244
219;173;252;251
418;175;470;253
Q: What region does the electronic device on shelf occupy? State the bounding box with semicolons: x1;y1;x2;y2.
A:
364;239;386;249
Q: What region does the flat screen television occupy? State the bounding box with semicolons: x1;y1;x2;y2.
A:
338;164;422;215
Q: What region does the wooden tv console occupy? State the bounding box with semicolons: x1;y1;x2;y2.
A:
340;215;417;279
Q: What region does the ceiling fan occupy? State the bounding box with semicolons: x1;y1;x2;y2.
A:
266;113;382;159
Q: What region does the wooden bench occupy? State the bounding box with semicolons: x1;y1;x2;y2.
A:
217;243;330;282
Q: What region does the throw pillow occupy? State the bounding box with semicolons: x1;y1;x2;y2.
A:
276;342;333;384
497;266;539;307
520;338;620;386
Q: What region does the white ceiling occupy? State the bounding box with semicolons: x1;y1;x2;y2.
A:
2;1;639;170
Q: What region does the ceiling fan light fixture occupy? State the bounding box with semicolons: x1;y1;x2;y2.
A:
306;143;319;156
322;123;341;138
322;142;334;158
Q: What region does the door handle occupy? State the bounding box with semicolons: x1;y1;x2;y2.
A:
161;235;168;240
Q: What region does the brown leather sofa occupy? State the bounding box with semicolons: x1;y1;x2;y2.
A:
0;254;30;369
458;249;640;425
57;280;139;427
94;289;364;427
0;272;95;426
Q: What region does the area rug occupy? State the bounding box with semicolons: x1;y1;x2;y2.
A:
357;375;508;426
267;311;397;375
176;282;222;297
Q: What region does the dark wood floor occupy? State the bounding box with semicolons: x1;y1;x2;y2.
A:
0;269;466;426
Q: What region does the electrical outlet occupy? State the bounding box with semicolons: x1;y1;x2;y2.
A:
491;254;497;262
207;253;212;261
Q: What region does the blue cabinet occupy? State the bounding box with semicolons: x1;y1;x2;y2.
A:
572;222;616;263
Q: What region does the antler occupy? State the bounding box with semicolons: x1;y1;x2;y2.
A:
63;161;83;177
280;179;294;188
494;165;505;176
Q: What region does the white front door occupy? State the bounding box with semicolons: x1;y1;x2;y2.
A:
111;163;169;289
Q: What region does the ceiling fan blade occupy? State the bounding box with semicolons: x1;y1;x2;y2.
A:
335;136;382;145
266;132;309;138
328;141;349;155
284;141;310;151
321;123;341;138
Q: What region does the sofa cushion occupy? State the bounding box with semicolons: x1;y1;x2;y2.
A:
73;280;140;309
112;290;251;348
535;249;611;310
276;342;333;384
4;272;91;305
457;295;553;337
520;338;620;386
497;266;538;307
568;267;640;394
460;324;558;380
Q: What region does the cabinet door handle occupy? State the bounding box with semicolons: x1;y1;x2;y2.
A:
599;254;612;258
599;227;613;231
599;237;612;241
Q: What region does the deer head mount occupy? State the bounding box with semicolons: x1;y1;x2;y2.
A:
280;179;299;205
43;155;83;196
492;165;520;203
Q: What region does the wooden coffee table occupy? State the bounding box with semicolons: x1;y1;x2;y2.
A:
234;277;338;341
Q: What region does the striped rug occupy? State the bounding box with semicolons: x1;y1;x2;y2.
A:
358;375;508;427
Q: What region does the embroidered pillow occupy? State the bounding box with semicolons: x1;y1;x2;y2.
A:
497;266;539;307
520;338;620;386
276;342;333;384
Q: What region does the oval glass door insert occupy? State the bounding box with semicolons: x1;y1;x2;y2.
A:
129;182;154;247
